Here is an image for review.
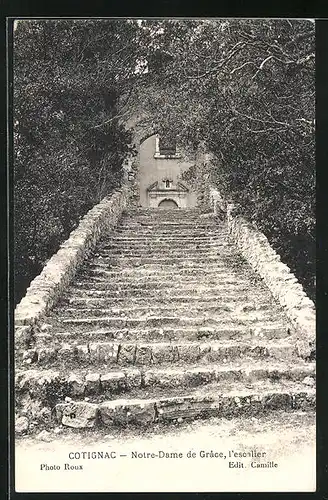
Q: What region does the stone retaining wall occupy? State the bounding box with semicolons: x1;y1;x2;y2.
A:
15;186;130;346
210;188;316;359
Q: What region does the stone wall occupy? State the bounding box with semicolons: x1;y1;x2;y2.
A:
210;188;316;359
15;185;130;347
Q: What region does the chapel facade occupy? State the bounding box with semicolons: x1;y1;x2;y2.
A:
138;133;197;209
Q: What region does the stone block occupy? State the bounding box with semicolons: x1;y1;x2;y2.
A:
263;392;291;410
67;373;85;397
243;368;268;382
100;372;126;394
177;344;200;362
37;347;58;365
15;416;29;435
144;369;185;388
61;401;99;428
39;406;52;424
99;399;156;427
152;344;175;363
185;368;217;386
124;368;142;388
216;368;242;382
135;345;152;364
198;343;212;360
15;325;33;348
302;376;315;387
85;373;101;395
57;344;77;362
16;370;61;401
157;395;217;422
89;342;119;364
36;430;52;442
22;349;38;365
119;344;136;364
75;345;90;362
292;391;315;410
54;403;70;423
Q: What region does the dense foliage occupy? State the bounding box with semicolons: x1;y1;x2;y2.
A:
14;20;140;303
14;19;315;303
136;19;315;300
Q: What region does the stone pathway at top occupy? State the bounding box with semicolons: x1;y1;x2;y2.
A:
15;208;315;432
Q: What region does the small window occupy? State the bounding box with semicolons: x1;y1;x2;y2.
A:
159;136;177;156
164;179;172;188
154;133;181;159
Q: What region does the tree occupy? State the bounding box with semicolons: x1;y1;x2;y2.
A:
135;19;315;299
14;19;315;303
14;19;143;303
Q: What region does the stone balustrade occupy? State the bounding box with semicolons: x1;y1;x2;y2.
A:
209;187;316;359
15;185;130;346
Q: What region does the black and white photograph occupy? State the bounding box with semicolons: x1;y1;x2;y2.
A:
12;17;316;492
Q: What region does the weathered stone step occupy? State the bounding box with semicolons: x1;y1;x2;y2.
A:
52;313;288;331
57;304;279;321
85;260;242;271
119;221;220;228
96;243;231;253
86;256;233;266
35;322;292;343
92;248;227;258
74;270;256;282
67;286;266;299
16;361;315;403
99;236;230;245
78;268;252;280
124;207;202;214
122;214;205;220
70;280;263;293
106;235;230;242
66;296;275;310
22;339;298;369
113;231;227;239
54;380;315;428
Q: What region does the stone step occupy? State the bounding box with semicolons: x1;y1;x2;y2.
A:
95;243;232;253
67;286;266;299
112;231;227;238
88;256;234;266
52;380;315;429
17;207;315;435
99;237;230;245
53;306;283;326
70;280;265;293
85;259;243;270
21;339;299;369
119;221;219;228
35;322;292;343
119;213;217;220
74;269;256;281
92;248;229;258
57;305;281;321
15;361;315;403
114;230;223;237
98;237;231;245
65;296;275;310
77;268;252;280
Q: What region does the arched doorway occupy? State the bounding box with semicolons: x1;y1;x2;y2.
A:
158;199;179;209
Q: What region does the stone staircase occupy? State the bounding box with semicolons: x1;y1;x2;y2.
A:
15;208;315;432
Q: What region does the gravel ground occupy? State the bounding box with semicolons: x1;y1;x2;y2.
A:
15;410;316;493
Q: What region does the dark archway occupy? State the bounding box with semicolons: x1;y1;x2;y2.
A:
158;199;179;209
